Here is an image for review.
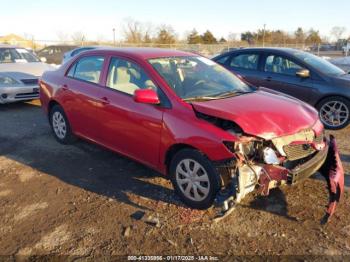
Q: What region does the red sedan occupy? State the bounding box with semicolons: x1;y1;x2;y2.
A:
40;48;343;221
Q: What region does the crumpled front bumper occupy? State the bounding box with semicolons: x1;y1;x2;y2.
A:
216;135;345;223
258;135;344;223
0;85;39;104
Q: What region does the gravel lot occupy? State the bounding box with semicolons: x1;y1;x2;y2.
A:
0;100;350;259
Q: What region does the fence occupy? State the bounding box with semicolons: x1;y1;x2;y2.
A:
0;39;346;58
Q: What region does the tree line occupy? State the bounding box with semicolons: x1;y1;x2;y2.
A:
56;19;349;46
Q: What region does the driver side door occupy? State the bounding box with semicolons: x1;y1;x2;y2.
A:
96;56;165;168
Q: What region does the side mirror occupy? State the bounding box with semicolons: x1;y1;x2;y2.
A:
40;57;47;63
296;69;310;78
133;89;160;105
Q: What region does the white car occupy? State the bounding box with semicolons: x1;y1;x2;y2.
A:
0;45;54;104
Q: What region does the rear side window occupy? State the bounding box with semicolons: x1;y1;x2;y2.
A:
265;55;303;76
230;53;259;70
67;56;105;84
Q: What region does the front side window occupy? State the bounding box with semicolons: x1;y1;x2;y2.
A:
149;56;253;100
265;55;303;76
215;55;230;65
230;53;259;70
68;56;104;84
0;48;40;63
106;57;157;95
293;51;345;76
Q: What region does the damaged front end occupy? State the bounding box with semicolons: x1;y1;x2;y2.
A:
214;128;345;223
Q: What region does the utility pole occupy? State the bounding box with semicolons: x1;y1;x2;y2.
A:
263;24;266;47
113;28;116;46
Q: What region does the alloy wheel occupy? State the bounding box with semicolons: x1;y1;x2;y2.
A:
320;100;349;128
52;111;67;139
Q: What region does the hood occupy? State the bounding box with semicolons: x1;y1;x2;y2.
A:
191;91;319;140
0;71;38;81
0;62;55;77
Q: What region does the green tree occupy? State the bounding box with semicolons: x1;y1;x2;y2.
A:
219;37;227;43
241;31;256;44
155;26;176;44
294;27;306;43
305;29;322;45
201;30;217;44
187;29;202;44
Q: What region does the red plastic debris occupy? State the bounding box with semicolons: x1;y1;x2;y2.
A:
320;135;345;224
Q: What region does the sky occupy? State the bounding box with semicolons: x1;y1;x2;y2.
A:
1;0;349;42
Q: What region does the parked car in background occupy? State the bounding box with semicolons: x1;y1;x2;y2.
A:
342;43;350;55
330;57;350;73
40;48;338;215
0;45;54;103
37;45;77;65
62;46;102;64
213;48;350;129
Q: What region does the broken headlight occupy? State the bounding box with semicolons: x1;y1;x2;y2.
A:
263;147;280;165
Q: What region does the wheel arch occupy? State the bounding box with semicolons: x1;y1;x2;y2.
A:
48;100;61;116
164;143;198;174
315;94;350;108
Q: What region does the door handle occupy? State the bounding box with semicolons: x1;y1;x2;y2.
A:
265;76;272;81
99;97;110;105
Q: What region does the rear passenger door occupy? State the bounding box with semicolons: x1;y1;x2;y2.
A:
260;53;314;102
225;52;264;87
62;55;106;141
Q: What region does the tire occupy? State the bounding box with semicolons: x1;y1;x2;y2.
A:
49;105;77;144
316;96;350;130
169;149;221;209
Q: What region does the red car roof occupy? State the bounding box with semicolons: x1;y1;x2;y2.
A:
89;47;196;60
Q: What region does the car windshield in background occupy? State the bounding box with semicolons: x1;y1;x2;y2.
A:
0;48;40;63
149;56;253;101
294;51;345;76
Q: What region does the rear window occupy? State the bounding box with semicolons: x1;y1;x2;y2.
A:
230;53;259;70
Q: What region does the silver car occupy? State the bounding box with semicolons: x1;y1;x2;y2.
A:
0;45;54;104
62;46;98;64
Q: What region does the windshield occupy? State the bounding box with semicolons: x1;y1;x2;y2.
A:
294;51;345;76
0;48;40;63
148;56;253;100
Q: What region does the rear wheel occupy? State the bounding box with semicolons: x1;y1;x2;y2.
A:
49;105;76;144
317;96;350;130
169;149;221;209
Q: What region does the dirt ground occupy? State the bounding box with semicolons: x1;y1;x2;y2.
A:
0;100;350;260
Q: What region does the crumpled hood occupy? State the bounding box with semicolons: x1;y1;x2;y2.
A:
0;62;55;77
191;91;319;140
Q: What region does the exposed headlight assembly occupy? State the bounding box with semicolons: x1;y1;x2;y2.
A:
263;147;280;165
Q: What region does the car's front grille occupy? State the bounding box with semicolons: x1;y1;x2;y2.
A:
283;133;324;161
15;92;39;99
21;78;38;85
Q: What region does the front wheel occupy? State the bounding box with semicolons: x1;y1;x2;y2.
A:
317;96;350;130
169;149;221;209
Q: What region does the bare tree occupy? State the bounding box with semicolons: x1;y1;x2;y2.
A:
123;18;144;43
330;26;347;41
227;32;239;43
71;31;85;45
56;31;70;44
